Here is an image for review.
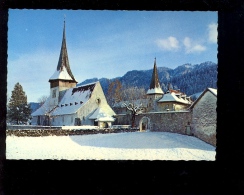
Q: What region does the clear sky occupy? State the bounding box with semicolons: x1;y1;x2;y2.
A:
7;10;217;102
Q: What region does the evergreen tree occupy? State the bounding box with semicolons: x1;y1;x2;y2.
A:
8;82;31;124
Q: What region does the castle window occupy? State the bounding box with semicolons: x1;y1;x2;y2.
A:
52;89;56;98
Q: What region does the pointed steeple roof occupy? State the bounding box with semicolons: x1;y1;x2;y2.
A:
49;20;77;83
147;58;164;95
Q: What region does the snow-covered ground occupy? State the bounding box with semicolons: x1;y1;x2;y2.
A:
6;131;215;160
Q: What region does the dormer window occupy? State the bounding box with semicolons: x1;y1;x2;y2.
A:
75;102;78;105
65;104;68;106
80;101;83;104
61;104;64;107
70;103;73;106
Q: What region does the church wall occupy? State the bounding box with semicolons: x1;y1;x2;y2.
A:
115;111;192;134
191;91;217;146
51;113;77;126
76;82;114;126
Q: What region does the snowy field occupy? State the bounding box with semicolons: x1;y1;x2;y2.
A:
6;131;216;160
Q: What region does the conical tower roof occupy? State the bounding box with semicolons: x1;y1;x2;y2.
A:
147;58;164;95
49;20;77;83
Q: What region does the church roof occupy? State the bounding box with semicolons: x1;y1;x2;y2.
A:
147;58;164;95
32;82;97;116
49;20;77;83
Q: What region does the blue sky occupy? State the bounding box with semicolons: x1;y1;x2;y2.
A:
7;10;217;102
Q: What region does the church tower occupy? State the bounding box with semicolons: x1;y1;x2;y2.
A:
49;20;78;107
147;58;164;111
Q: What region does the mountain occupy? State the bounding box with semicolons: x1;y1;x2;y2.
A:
29;102;41;113
78;61;217;96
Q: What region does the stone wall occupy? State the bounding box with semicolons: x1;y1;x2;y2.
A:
191;91;216;146
6;128;139;137
115;111;192;135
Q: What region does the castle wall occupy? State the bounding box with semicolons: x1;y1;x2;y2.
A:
191;91;217;146
115;111;192;135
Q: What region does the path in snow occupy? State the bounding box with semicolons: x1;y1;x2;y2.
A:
6;132;216;160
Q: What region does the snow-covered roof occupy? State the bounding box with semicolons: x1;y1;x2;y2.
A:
32;82;97;116
52;83;97;115
208;88;217;96
89;106;115;122
49;66;73;81
157;92;191;104
189;88;217;109
147;87;164;95
31;97;55;116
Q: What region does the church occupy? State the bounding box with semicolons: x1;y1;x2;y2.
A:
31;21;115;127
113;58;192;114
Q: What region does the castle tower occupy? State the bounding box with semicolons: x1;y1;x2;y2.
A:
147;58;164;111
49;20;78;107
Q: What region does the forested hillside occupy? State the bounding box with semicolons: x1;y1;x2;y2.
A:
78;61;217;96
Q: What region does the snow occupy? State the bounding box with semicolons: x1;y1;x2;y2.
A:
208;88;217;96
49;66;73;81
158;93;191;104
147;87;164;95
61;125;99;130
89;106;115;122
32;83;97;116
6;131;215;160
31;97;53;116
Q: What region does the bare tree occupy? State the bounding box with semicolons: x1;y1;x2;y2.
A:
107;79;123;106
122;87;147;128
38;97;58;126
38;95;48;106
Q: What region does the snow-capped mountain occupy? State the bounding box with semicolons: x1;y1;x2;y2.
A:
78;61;217;96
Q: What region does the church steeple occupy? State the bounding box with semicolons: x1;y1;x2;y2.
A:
147;58;164;95
48;20;78;107
49;19;77;83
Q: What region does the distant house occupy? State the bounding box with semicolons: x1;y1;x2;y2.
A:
189;88;217;146
31;21;115;127
156;89;192;111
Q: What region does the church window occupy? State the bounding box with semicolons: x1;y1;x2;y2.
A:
52;89;56;98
